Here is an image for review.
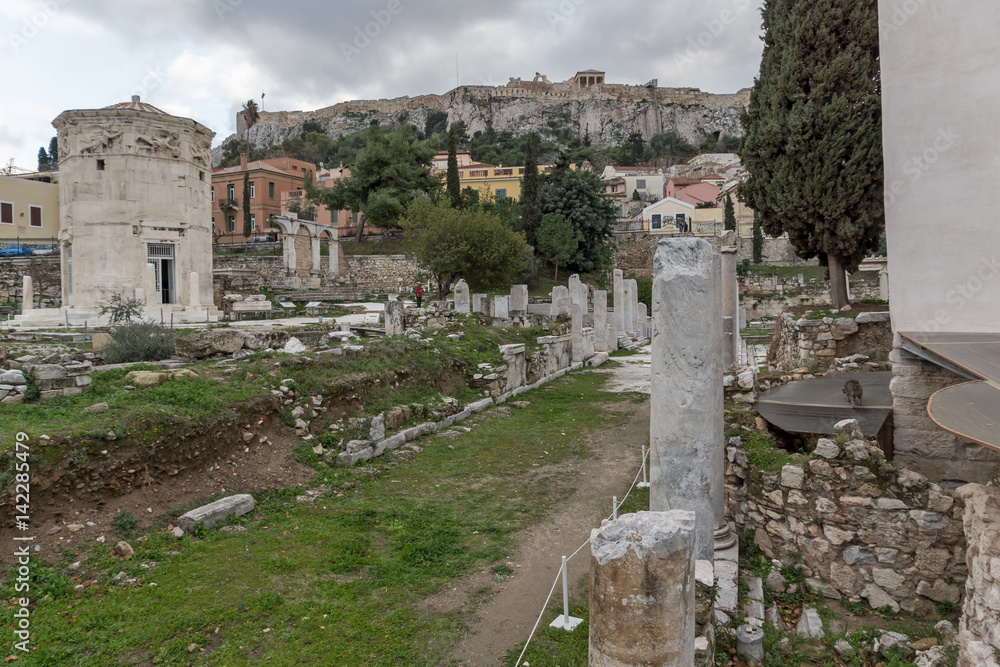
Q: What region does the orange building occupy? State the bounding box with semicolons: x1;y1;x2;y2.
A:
280;165;385;238
210;154;316;241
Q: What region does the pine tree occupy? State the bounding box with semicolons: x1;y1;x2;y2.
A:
752;210;764;264
519;134;541;246
724;194;737;232
37;147;49;171
446;125;461;208
47;137;58;168
738;0;883;308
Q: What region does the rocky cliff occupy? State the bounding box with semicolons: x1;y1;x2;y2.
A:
213;80;750;165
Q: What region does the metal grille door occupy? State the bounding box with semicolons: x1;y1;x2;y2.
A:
147;244;175;304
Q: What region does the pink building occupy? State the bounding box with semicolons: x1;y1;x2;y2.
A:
674;182;722;207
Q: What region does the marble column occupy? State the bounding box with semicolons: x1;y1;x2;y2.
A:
628;279;640;332
571;303;584;363
551;286;571;317
650;238;727;560
568;274;582;308
472;294;487;313
494;295;509;319
613;269;624;336
454;279;470;314
637;302;647;340
719;230;740;368
593;289;608;352
189;272;201;308
510;285;528;314
22;276;33;311
384;301;404;336
589;511;696;666
622;279;634;335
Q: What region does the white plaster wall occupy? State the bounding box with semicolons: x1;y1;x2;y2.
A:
880;0;1000;333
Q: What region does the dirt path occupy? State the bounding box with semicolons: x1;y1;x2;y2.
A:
445;351;651;666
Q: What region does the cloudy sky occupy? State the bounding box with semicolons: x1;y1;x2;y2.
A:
0;0;764;171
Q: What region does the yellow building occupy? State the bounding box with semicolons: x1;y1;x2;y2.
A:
637;197;730;234
0;175;60;240
444;163;569;202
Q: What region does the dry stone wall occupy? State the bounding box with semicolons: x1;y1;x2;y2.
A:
212;253;420;297
727;436;966;616
613;233;809;278
767;312;892;370
957;483;1000;667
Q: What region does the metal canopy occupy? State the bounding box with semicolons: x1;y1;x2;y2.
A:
755;371;893;436
900;331;1000;452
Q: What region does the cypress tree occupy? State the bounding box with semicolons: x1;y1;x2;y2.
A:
752;210;764;264
739;0;883;308
723;193;736;232
519;133;541;245
446;125;461;208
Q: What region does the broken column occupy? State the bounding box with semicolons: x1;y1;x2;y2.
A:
637;302;648;340
578;282;590;312
551;286;571;317
594;289;608;352
494;295;509;320
454;279;470;314
613;269;624;336
21;276;33;311
719;230;740;368
571;303;584;363
622;279;634;336
384;301;404;336
589;510;697;666
510;284;528;315
651;238;730;560
629;279;640;333
568;274;582;308
472;293;487;313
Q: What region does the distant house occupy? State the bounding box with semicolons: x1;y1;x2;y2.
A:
211;154;316;240
0;175;60;240
431;161;562;202
280;165;380;239
639;196;728;235
674;182;722;207
430;150;474;171
601;165;665;201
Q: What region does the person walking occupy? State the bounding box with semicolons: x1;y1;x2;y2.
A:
414;285;423;309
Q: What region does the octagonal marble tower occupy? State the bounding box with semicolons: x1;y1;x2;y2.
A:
50;96;217;320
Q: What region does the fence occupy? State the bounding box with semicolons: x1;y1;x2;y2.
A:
212;233;282;256
0;237;60;255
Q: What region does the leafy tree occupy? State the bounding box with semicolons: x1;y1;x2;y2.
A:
536;213;578;282
752;210;764;263
519;134;541;245
738;0;883;308
724;194;737;231
305;125;438;241
446;125;461;207
401;198;526;299
242;173;252;237
539;153;616;273
424;110;448;138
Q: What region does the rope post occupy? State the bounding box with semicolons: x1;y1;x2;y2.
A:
170;312;174;330
638;445;650;489
64;310;69;328
206;307;210;329
613;496;618;521
160;308;164;324
548;556;583;631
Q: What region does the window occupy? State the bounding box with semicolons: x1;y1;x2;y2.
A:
636;179;646;190
268;182;275;199
331;210;339;224
611;185;618;193
250;213;256;229
352;210;358;224
249;181;255;199
675;213;687;231
496;189;507;199
651;214;662;230
211;187;215;203
29;206;42;227
227;183;235;200
199;171;204;182
0;202;12;225
97;159;105;171
227;216;235;232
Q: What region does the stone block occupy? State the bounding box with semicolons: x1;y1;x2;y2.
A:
861;584;899;612
814;438;840;459
780;464;805;489
31;364;67;381
175;329;245;359
177;494;255;531
796;608;824;638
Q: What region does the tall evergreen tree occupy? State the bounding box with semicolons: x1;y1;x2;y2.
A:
446;125;461;208
47;137;58;167
519;134;541;245
738;0;883;308
723;193;737;232
752;210;765;264
37;147;49;171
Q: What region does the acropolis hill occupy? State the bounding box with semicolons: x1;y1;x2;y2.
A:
220;71;751;160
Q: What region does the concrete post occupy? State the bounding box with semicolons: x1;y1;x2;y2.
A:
454;280;470;314
510;285;528;314
594;289;608;352
189;272;201;308
589;510;697;666
494;295;509;320
613;269;624;336
720;231;740;368
571;303;584;363
22;276;33;311
384;301;404;336
650;238;725;560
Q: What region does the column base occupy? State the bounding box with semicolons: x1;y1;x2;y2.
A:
714;522;737;550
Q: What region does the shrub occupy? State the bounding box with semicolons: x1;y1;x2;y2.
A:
112;510;137;537
22;371;40;402
101;320;176;364
98;293;145;324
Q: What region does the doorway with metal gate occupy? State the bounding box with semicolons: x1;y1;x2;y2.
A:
147;243;175;304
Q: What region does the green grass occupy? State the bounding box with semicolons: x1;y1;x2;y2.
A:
3;371;637;666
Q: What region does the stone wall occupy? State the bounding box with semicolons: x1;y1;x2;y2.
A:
613;233;811;278
0;258;61;309
766;312;892;370
957;484;1000;667
727;436;966;615
890;348;1000;485
23;362;93;399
